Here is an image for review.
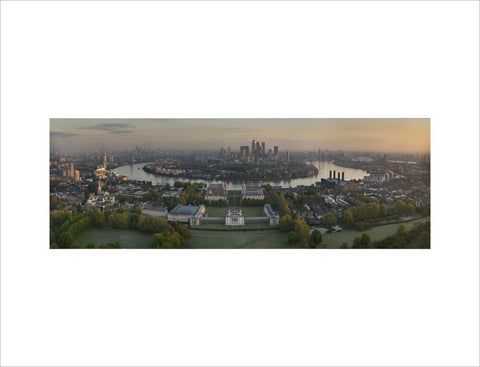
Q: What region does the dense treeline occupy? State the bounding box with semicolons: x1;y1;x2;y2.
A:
343;201;387;224
50;210;93;249
107;209;168;233
290;192;322;209
50;206;190;249
108;211;136;229
395;199;429;217
279;216;327;248
343;199;429;231
264;185;291;216
92;211;105;227
323;212;337;228
286;219;310;246
151;220;190;249
50;196;66;210
271;186;315;248
279;214;294;232
152;228;183;249
106;208;190;248
138;216;170;233
309;229;326;248
395;200;416;216
349;193;373;204
106;208;190;247
343;201;388;230
352;221;430;249
142;182;209;209
50;209;71;225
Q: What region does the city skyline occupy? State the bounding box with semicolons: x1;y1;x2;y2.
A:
49;117;431;251
50;118;430;154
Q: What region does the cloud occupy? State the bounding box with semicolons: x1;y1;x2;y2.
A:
50;131;78;138
109;129;135;134
80;123;132;131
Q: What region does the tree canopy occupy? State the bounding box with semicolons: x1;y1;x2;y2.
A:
324;212;337;228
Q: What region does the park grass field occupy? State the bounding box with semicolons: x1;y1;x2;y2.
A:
76;225;287;249
323;216;430;248
184;229;293;249
204;206;227;217
76;227;153;248
205;205;265;217
74;216;429;249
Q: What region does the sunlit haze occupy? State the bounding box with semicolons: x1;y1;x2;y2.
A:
50;118;430;154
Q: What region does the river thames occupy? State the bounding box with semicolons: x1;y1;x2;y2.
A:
113;161;368;190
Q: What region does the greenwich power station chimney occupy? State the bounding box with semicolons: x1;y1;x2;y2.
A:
342;172;345;181
329;170;332;179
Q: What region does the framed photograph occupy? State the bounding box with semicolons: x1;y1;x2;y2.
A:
50;118;430;250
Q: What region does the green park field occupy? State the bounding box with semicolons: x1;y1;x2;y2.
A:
74;216;430;249
323;216;430;248
205;205;265;217
75;226;290;249
184;229;292;249
75;227;153;248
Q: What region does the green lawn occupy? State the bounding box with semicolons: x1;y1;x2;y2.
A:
228;190;242;206
240;206;266;217
75;216;429;249
76;227;153;249
184;229;293;249
323;216;430;248
205;206;265;217
205;206;228;217
76;226;288;249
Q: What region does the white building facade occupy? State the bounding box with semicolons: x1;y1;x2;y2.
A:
225;210;245;226
241;184;265;200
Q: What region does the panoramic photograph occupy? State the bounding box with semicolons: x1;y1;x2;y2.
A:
50;118;430;249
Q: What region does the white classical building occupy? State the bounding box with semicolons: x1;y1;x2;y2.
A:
205;183;228;202
225;209;245;226
142;201;168;218
264;204;280;225
241;184;265;200
167;204;206;225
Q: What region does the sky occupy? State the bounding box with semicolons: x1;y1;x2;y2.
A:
50;118;430;154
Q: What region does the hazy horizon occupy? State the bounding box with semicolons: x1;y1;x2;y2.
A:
50;118;430;154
